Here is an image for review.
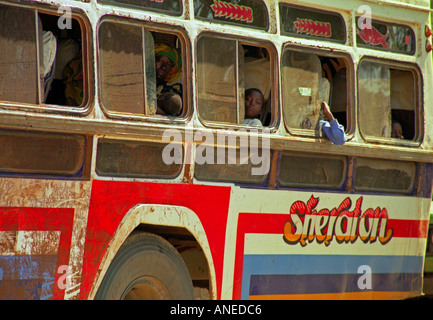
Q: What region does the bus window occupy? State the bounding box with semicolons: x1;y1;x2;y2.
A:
98;20;184;118
358;61;419;141
0;5;38;105
99;22;154;116
196;35;273;127
281;48;349;134
354;157;415;194
0;4;87;107
279;152;346;189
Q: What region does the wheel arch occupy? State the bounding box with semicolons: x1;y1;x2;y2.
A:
88;204;216;300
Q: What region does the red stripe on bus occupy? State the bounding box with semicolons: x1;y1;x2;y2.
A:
0;207;74;300
80;180;231;300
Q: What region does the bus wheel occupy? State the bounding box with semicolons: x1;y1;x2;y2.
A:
94;232;194;300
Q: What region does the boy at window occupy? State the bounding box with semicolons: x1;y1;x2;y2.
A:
391;121;404;139
320;101;347;145
242;88;264;127
154;41;182;116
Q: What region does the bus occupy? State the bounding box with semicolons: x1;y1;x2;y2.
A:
0;0;432;300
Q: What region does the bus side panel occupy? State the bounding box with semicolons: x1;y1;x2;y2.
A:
226;188;430;300
80;180;232;300
0;179;92;300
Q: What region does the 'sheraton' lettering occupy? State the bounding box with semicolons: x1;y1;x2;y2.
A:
283;195;393;246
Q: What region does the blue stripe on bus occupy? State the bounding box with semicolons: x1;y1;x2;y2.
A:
248;273;422;296
241;254;424;299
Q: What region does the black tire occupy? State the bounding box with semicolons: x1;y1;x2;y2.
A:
94;232;194;300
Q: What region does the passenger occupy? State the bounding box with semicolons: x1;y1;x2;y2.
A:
391;120;404;139
154;41;183;116
157;91;182;117
320;101;347;145
242;88;264;127
63;50;83;107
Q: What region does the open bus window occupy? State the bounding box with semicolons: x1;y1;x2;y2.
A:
0;4;87;108
196;35;273;127
98;20;184;118
281;49;350;135
358;60;418;141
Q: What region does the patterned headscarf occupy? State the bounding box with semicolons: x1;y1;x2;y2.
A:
154;41;182;83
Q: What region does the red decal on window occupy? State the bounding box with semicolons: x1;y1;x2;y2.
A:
357;26;389;49
211;0;253;23
294;18;332;38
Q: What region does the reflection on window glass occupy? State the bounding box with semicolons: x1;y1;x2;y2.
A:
197;36;272;126
358;61;417;140
0;4;86;107
282;49;348;133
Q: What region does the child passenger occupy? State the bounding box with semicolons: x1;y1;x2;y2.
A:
242;88;264;127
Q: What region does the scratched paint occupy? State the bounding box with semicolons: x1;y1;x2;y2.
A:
0;178;91;300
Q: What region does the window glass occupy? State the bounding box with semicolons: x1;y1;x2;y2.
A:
194;0;269;31
99;0;182;16
355;18;415;55
0;130;86;176
0;5;39;104
96;139;182;178
99;23;149;115
0;4;87;107
279;4;346;43
98;20;185;118
197;37;240;123
194;146;268;184
279;152;346;189
354;158;415;194
197;35;272;127
282;49;349;134
358;61;418;141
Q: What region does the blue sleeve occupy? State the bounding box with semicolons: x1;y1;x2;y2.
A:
320;119;347;145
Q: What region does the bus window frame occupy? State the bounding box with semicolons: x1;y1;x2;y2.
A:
194;31;279;132
279;3;347;44
97;0;183;17
0;3;92;116
96;15;190;123
193;0;270;32
280;44;354;140
356;56;423;146
355;16;416;55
